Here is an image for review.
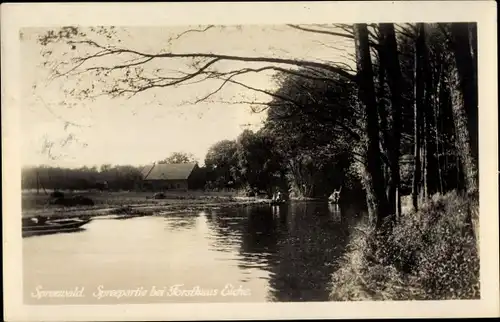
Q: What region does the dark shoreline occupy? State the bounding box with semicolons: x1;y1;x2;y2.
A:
22;198;276;219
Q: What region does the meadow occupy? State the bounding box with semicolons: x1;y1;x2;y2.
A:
21;189;266;218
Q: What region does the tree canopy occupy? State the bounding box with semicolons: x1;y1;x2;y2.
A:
158;152;197;164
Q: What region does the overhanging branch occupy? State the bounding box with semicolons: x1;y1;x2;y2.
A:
58;40;356;81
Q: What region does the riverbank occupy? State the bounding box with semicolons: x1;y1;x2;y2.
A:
21;190;271;219
330;191;479;300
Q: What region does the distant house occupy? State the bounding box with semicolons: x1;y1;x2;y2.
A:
140;163;203;191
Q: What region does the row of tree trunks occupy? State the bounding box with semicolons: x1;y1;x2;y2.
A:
331;22;478;236
411;23;445;208
350;23;478;238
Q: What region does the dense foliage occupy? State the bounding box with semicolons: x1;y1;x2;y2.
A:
22;164;144;191
330;192;479;300
22;151;198;191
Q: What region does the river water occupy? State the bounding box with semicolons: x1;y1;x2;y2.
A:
23;202;362;304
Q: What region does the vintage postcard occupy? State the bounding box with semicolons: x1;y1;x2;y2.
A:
2;1;498;320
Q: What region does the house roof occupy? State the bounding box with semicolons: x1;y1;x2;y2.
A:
141;163;197;181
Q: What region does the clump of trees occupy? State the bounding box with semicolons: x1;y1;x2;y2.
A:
158;152;197;164
263;67;357;198
204;139;240;189
203;67;358;198
204;129;283;196
22;164;144;191
22;152;200;192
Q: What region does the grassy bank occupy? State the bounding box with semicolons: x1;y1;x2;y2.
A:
330;191;480;300
21;190;268;218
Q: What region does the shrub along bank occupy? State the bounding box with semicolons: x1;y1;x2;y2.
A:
330;191;479;300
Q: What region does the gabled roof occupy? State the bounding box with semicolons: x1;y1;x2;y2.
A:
141;163;197;181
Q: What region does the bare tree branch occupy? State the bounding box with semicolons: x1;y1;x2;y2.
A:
206;65;343;83
36;26;365;113
287;24;354;39
197;70;362;141
37;96;91;128
170;25;216;41
225;78;301;109
289;24;384;50
54;39;356;81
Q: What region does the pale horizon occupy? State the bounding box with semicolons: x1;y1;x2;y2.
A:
21;25;354;169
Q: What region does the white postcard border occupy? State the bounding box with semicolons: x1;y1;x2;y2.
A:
2;1;498;320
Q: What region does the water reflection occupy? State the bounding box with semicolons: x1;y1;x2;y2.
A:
270;203;350;301
328;203;342;223
205;202;355;302
241;206;279;255
162;212;198;231
23;201;362;304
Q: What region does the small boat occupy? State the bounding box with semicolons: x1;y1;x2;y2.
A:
270;199;286;206
112;213;148;220
270;190;287;206
22;216;92;236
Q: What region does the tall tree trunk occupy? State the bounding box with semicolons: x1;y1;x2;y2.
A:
279;169;289;199
376;55;391;166
379;23;403;219
448;53;479;243
353;24;390;229
468;23;478;105
36;171;40;195
422;25;438;198
375;45;391;201
412;24;425;210
456;155;462;189
376;54;390;147
432;59;445;194
422;123;428;199
449;23;479;195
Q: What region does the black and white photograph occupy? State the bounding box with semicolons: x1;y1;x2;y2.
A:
2;2;498;320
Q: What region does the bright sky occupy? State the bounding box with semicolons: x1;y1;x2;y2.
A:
21;25;354;168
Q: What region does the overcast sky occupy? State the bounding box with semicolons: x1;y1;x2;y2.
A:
21;25;354;168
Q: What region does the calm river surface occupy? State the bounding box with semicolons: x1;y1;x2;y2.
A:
23;202;362;304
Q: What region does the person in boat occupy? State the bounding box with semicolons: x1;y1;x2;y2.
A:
329;186;342;204
35;215;48;225
272;190;284;203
